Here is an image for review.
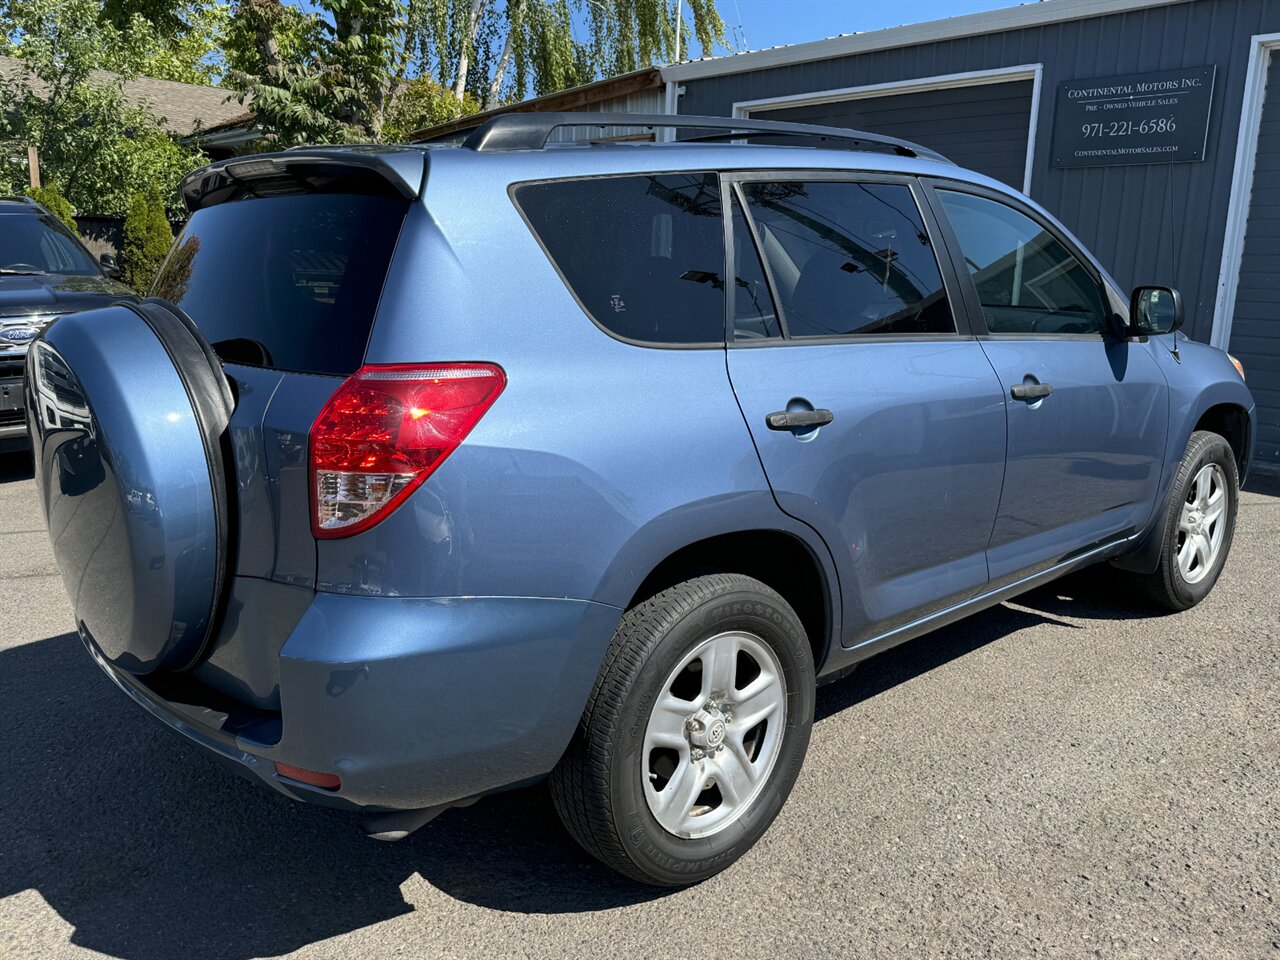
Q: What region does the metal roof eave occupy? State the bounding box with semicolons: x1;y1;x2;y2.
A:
659;0;1195;83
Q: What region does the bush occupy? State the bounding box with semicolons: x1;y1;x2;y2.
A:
121;187;173;292
25;184;78;234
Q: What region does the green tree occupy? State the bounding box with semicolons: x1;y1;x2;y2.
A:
228;0;405;144
115;1;232;85
25;183;79;234
228;0;727;144
408;0;726;109
381;75;478;139
0;0;208;215
121;187;174;291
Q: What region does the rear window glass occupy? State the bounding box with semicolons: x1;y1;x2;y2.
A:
515;173;726;345
152;194;407;375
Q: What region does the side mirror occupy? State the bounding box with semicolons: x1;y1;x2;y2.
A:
1129;285;1183;337
99;253;121;279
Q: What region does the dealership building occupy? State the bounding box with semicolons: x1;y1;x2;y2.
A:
418;0;1280;467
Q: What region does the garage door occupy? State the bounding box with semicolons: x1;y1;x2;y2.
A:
1228;51;1280;467
751;80;1033;191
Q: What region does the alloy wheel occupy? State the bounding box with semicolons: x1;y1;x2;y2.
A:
1177;462;1228;585
642;630;787;839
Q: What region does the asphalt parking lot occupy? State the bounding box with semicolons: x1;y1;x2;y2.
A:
1;449;1277;960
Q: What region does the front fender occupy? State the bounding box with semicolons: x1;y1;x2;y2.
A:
1112;336;1255;574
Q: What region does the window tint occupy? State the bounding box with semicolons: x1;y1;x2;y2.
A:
739;181;954;338
731;194;780;340
937;191;1109;335
515;174;725;344
152;194;407;375
0;215;98;275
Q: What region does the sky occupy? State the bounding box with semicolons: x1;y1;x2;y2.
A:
712;0;1028;55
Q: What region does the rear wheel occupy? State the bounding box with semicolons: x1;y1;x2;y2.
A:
550;574;814;886
1127;430;1239;611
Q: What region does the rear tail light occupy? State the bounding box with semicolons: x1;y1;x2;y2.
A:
309;363;506;538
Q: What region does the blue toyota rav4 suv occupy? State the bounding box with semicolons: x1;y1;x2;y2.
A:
28;114;1255;885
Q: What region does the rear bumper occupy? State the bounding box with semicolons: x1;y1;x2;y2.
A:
83;592;622;812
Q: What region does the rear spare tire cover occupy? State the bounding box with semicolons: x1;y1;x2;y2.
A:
27;302;232;675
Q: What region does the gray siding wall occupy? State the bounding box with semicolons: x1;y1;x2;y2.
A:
547;88;665;142
676;0;1280;345
1229;52;1280;463
753;80;1032;190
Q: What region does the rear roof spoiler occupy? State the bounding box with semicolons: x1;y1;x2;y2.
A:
181;147;427;212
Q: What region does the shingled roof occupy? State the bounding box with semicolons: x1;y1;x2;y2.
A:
0;56;249;135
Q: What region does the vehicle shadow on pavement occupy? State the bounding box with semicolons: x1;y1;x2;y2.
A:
0;631;666;960
0;578;1195;958
0;450;33;484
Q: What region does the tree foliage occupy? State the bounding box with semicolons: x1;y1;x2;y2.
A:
121;186;174;291
26;183;79;233
408;0;725;109
227;0;406;143
0;0;208;215
381;76;479;140
230;0;727;144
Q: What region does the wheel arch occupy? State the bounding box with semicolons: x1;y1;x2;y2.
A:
623;527;838;674
1193;402;1252;477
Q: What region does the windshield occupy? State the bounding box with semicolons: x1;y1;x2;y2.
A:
0;215;100;276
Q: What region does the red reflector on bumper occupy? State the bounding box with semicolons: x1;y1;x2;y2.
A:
274;762;341;790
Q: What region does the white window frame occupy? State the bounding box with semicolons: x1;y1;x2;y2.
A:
1210;32;1280;351
731;64;1044;195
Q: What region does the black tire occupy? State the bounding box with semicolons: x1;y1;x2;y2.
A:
1127;430;1239;611
550;574;815;886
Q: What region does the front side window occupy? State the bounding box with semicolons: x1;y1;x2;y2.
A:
937;190;1109;335
739;180;955;338
515;173;725;345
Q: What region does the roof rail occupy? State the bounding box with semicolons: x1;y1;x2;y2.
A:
0;196;40;205
456;112;950;162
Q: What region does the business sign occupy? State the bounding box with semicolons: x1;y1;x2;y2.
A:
1051;66;1216;168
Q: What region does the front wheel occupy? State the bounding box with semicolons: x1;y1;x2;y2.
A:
1127;430;1239;611
550;574;815;886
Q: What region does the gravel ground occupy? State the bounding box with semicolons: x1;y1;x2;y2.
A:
1;450;1276;960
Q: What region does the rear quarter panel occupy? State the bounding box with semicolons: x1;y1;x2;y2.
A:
321;154;842;651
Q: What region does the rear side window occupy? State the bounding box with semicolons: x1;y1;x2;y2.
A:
152;194;407;375
515;174;725;345
740;181;955;338
731;194;780;340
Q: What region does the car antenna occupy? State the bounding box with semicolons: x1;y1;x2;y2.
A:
1164;155;1182;363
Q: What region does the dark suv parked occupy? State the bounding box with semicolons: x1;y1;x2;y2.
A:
28;116;1255;885
0;197;133;450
